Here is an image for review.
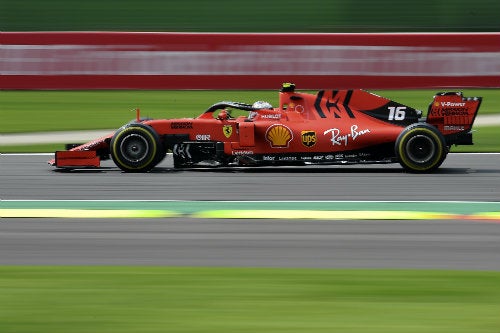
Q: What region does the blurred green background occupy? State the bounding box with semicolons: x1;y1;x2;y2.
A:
1;89;498;152
2;0;499;32
1;1;500;333
2;267;500;333
1;0;499;152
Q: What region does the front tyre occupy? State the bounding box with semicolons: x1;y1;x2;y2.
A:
395;123;447;173
110;124;164;172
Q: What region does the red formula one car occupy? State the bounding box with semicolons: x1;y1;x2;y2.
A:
50;83;482;173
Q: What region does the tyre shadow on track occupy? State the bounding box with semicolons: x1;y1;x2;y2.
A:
52;166;493;175
154;166;486;175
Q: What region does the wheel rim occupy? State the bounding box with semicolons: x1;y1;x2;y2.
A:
119;134;150;163
405;134;436;164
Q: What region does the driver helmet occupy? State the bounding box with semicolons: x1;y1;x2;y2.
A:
252;101;273;110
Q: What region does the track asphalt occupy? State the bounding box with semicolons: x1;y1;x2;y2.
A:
1;154;499;268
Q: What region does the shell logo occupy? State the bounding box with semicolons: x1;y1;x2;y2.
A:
265;124;293;148
434;102;440;107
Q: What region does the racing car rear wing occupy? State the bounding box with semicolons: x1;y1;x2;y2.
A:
426;92;482;145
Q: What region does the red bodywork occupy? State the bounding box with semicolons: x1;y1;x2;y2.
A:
50;84;481;172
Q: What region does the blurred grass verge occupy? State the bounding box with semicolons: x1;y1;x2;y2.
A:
1;267;499;333
2;90;499;133
2;0;499;32
1;90;498;152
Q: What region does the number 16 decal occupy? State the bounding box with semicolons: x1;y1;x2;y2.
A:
388;106;406;121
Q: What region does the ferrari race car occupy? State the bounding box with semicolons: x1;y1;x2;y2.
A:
50;83;482;173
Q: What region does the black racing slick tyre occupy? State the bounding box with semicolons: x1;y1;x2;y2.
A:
110;124;165;172
395;123;447;173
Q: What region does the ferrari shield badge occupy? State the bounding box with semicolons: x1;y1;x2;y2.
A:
223;125;233;138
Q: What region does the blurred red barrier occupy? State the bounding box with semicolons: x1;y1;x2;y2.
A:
2;32;499;89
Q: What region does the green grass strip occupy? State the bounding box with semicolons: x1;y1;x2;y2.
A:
2;89;499;134
3;0;499;32
192;209;454;220
474;212;500;220
1;209;179;218
1;266;499;333
2;200;499;220
2;90;499;152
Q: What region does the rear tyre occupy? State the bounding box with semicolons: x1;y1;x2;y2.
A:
110;124;165;172
395;123;447;173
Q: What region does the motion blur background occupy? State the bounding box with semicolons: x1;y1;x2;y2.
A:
2;2;500;333
1;0;500;149
2;0;499;32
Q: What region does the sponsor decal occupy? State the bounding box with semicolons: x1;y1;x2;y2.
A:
171;122;193;129
223;125;233;138
324;125;370;146
441;101;466;107
265;124;293;148
444;125;465;131
262;155;297;161
301;130;317;147
430;100;471;116
196;134;211;140
261;114;281;119
232;150;253;155
278;156;297;161
431;108;469;116
261;152;374;164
